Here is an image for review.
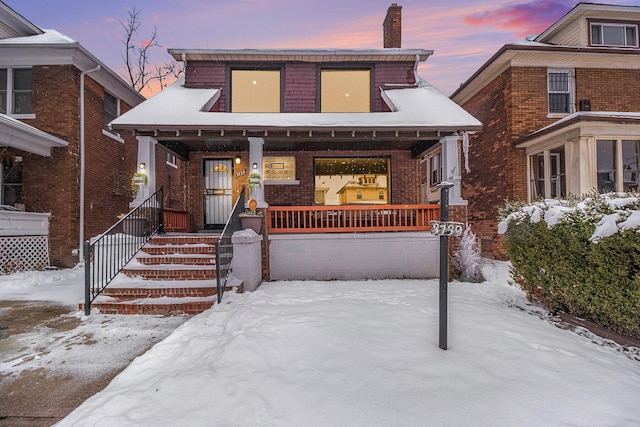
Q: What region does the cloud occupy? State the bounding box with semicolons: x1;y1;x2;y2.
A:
463;0;577;39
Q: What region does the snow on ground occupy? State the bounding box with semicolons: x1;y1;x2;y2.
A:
47;261;640;427
0;266;187;379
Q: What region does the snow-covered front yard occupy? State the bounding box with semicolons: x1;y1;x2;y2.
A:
20;261;635;427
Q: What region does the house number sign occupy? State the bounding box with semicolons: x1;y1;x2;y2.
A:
429;220;465;237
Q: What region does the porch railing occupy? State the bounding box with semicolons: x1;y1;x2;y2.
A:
216;187;246;303
268;204;440;233
164;208;189;232
84;187;164;315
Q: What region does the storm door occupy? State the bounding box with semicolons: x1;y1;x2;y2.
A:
203;159;233;228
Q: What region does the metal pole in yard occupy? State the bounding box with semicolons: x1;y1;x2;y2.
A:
438;182;454;350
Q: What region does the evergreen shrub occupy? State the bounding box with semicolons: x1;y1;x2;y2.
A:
499;194;640;338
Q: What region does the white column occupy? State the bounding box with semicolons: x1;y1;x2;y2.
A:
130;135;157;208
248;137;268;208
440;135;467;205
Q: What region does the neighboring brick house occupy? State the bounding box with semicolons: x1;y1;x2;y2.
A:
111;4;481;236
0;2;185;268
451;2;640;259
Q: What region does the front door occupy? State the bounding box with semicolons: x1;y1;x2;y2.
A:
203;159;233;229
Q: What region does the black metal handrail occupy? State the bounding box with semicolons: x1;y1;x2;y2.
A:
84;187;164;315
216;187;245;303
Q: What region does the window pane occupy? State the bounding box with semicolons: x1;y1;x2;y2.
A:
530;153;545;200
603;25;625;46
2;159;22;206
321;69;370;113
13;69;32;90
550;147;566;198
549;93;569;114
314;157;389;205
12;69;32;114
597;140;616;193
231;69;280;112
13;93;32;114
626;26;637;46
591;24;602;44
622;140;640;192
0;69;6;114
548;72;568;92
104;92;118;130
430;154;441;185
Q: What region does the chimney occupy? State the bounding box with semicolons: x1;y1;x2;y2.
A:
383;3;402;48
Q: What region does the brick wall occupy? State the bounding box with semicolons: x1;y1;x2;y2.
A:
154;146;187;210
576;68;640;111
17;65;140;267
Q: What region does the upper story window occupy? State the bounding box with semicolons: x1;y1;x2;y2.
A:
104;91;119;132
590;22;638;47
320;69;370;112
230;69;281;112
548;69;574;115
0;68;33;115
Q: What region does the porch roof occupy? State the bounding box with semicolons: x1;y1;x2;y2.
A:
110;78;481;134
514;112;640;148
0;113;68;156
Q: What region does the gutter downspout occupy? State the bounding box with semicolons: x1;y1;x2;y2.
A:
79;65;101;261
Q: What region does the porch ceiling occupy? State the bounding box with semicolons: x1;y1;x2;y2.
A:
150;128;443;159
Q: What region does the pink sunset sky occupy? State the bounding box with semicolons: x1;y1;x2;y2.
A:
5;0;640;97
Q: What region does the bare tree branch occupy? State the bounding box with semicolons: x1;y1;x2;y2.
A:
120;6;162;93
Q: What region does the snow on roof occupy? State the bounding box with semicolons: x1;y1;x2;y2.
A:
0;113;68;157
0;28;76;45
110;78;482;131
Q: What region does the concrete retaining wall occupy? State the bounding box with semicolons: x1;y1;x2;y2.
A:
268;232;439;281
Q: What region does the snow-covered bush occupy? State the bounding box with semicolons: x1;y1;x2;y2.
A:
453;225;484;282
499;192;640;338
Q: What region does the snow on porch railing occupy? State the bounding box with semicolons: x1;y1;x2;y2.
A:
268;204;440;233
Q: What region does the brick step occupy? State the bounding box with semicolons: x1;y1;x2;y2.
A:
142;244;217;255
81;281;244;315
136;254;216;266
148;234;219;246
84;297;217;316
103;286;216;300
122;265;217;280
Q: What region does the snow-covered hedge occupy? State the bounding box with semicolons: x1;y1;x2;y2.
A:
498;193;640;338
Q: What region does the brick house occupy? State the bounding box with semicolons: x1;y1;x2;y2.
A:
109;4;481;280
450;2;640;259
0;1;180;268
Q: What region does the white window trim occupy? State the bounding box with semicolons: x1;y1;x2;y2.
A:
526;144;567;201
102;128;124;144
1;67;34;117
166;152;178;168
590;22;639;47
594;137;640;193
547;68;575;118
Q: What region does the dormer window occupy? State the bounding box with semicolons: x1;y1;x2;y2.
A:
590;22;638;47
320;69;371;112
230;68;281;112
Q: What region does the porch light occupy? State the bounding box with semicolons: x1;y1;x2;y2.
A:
235;156;241;164
252;162;258;170
139;163;146;170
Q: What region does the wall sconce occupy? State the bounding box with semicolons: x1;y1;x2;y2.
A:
139;163;146;171
252;162;258;170
235;156;241;165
